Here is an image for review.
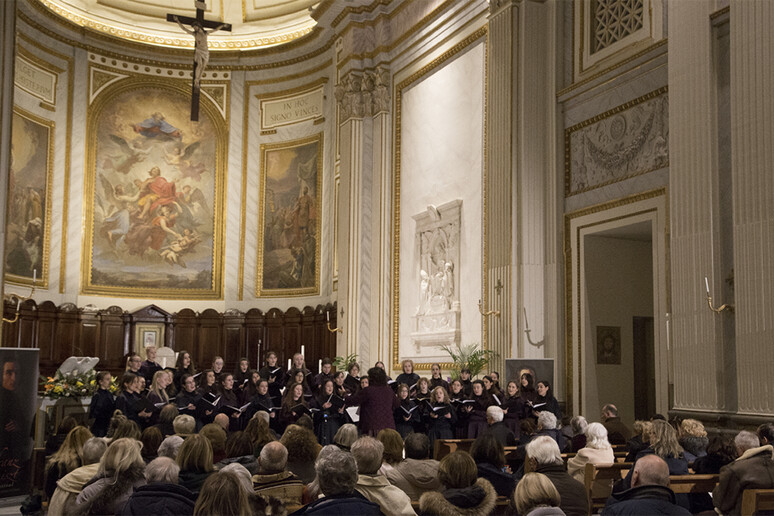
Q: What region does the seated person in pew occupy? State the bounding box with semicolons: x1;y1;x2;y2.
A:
525;436;588;516
567;422;615;483
602;454;691;515
713;430;774;516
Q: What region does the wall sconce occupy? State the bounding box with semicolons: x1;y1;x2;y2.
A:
704;276;734;314
478;299;500;318
326;309;343;333
3;270;37;324
523;307;543;348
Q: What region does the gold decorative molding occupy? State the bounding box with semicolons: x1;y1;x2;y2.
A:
392;25;488;370
563;187;667;415
80;77;228;299
5;107;55;290
564;85;668;197
89;67;129;104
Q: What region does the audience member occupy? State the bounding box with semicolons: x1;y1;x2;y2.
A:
624;420;651;462
119;456;195;515
384;432;441;502
567;422;614;483
281;424;321;483
601;404;632;445
692;433;736;474
44;425;92;499
244;413;276;456
377;428;404;475
569;415;588;452
536;411;567;451
418;451;497;516
214;412;231;433
485;406;517;447
156;403;179;437
513;472;565;516
677;419;708;462
623;419;689;487
193;469;253;516
294;445;383;514
47;437;106;515
470;433;516;497
158;435;184;460
713;430;774;516
112;419;142;441
173;414;196;436
45;416;78;455
200;422;227;463
75;438;147;514
177;433;215;496
333;423;358;451
758;423;774;447
526;436;587;516
140;426;163;463
216;431;260;473
251;441;303;505
603;454;690;515
351;436;416;516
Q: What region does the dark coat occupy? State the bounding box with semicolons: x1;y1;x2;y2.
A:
602;484;691;516
485;421;517;447
395;373;420;389
534;462;587;516
603;417;632;445
345;385;400;436
89;388;115;437
713;445;774;516
178;469;213;496
475;462;516;497
418;478;498;516
291;490;384;515
119;483;195;516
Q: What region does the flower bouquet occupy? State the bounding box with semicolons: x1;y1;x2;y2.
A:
41;369;119;399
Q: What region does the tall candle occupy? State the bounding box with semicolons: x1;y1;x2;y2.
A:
318;359;322;372
287;358;291;370
33;269;36;284
257;339;262;369
326;311;330;322
665;313;671;351
301;345;305;357
704;276;710;295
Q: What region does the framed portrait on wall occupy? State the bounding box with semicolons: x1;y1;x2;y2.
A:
134;323;164;355
596;326;621;365
256;134;323;297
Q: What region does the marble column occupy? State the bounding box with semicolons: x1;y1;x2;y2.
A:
0;0;16;344
486;0;559;388
730;0;774;416
667;0;731;412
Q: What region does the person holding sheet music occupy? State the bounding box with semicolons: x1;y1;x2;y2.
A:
217;373;244;431
531;380;561;421
139;346;163;384
240;370;261;404
394;383;419;438
280;382;311;429
211;356;225;377
429;363;449;392
312;358;334;394
466;380;493;438
459;368;473;397
482;375;503;400
146;370;172;425
425;386;457;456
116;372;152;427
288;368;314;399
199;369;218;396
259;351;286;405
173;350;196;391
287;353;312;387
89;371;115;437
333;371;351;398
501;380;524;435
177;374;202;421
413;377;433;433
395;359;420;389
234;358;251;386
343;362;362;395
344;366;399;436
449;379;470;438
519;372;538;404
315;379;345;445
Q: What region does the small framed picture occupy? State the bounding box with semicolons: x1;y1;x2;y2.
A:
134;323;164;356
143;331;156;349
596;326;621;365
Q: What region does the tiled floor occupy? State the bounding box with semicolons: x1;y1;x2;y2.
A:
0;496;24;515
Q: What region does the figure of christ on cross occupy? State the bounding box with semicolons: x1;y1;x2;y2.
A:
167;1;231;121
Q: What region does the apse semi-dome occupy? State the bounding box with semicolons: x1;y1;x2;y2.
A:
34;0;319;50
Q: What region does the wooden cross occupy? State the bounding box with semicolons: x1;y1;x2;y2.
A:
167;1;231;121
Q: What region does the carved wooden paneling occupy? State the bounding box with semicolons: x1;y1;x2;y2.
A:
1;301;337;378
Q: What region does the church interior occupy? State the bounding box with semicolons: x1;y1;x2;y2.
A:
1;0;773;512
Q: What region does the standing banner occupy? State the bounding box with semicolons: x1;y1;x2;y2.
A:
0;348;38;496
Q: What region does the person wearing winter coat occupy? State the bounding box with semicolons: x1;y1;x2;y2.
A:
119;457;195;515
418;451;497;516
513;473;567;516
384;433;441;502
567;422;615;484
47;438;107;516
351;436;416;516
602;454;691;515
713;431;774;516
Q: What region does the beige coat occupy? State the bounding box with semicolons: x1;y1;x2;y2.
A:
385;458;441;501
355;473;417;516
47;463;100;516
567;446;615;483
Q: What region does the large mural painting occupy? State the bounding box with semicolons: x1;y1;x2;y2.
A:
83;82;225;298
5;109;53;288
257;134;322;296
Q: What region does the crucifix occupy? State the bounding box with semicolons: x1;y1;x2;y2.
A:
167;1;231;121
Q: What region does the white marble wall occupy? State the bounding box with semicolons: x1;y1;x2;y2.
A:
398;41;484;359
731;0;774;416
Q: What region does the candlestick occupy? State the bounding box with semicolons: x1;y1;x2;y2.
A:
704;276;710;295
16;298;20;311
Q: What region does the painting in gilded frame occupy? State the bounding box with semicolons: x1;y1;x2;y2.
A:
5;108;53;288
82;80;225;298
256;134;322;296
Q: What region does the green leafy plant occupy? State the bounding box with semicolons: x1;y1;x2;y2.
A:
441;342;496;379
332;353;359;372
40;370;119;399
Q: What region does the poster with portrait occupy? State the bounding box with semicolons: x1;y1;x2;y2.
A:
505;358;555;389
82;81;225;298
0;348;38;497
596;326;621;364
256;134;322;296
5;109;53;288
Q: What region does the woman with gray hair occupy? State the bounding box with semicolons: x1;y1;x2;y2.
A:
119;456;196;515
351;436;415;516
75;438;147;514
567;422;614;483
570;415;588;452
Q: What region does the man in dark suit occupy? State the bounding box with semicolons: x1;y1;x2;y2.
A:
601;403;632;445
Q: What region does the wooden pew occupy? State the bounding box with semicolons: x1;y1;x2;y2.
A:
433;439;475;461
584;462;633;515
669;474;719;494
741;489;774;515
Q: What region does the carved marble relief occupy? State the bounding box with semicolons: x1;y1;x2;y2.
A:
566;88;669;196
334;67;391;121
410;200;461;353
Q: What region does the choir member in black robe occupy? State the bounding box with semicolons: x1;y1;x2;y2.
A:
89;371;115;437
258;351;286;405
